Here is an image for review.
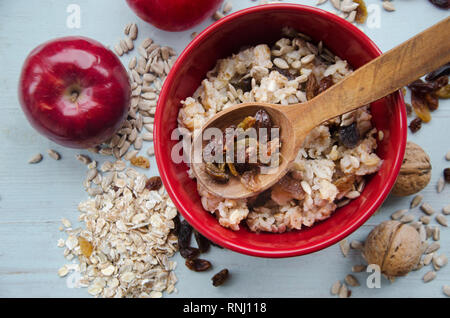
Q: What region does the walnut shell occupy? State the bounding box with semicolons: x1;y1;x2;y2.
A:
363;220;422;277
392;142;431;196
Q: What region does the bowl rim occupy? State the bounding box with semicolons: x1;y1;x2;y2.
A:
155;3;407;258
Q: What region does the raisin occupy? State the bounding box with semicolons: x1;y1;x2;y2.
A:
317;75;334;94
178;220;193;250
338;122;360;148
185;258;212;272
409;117;422;133
353;0;368;24
424;93;439;111
180;247;200;260
408;79;436;94
212;269;230;287
425;63;450;81
236;76;252;92
194;230;211;253
130;156;150;169
171;213;181;237
78;236;93;258
273;66;295;80
205;163;229;183
305;73;319;100
428;0;450;9
145;176;162;191
435;84;450;99
411;91;432;122
444;168;450;183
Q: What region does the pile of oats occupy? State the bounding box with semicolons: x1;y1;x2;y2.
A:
58;160;178;298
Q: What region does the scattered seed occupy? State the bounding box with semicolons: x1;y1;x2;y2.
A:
443;285;450;297
142;133;153;141
128;56;137;70
124;23;132;35
338;283;349;298
419;225;427;242
114;44;124;56
120;39;129;53
437;177;445;193
400;214;414;224
419;215;431;225
350;240;363;250
443;204;450;215
140;38;153;49
446;151;450;161
76;154;92;165
411;195;423;208
339;239;349;257
391;209;408;220
223;1;232;14
331;281;341;295
213;10;225;20
425;242;440;254
345;190;361;199
433;226;440;241
436;255;448;268
47;149;61;160
345;274;360;287
423;270;436;283
421;203;435;215
125;37;134;50
382;1;395;11
410;221;422;230
28;153;43;164
147;146;155;156
129;23;138;40
436;214;448;227
423;253;433;266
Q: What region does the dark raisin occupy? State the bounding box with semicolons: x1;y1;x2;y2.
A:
180;247;200;260
305;73;319;100
248;189;272;208
145;176;162;191
338;122;360;148
433;76;449;90
212;269;230;287
237;76;252;92
273;67;295;80
317;75;334;94
444;168;450;183
254;109;272;131
185;258;212;272
194;230;211;253
428;0;450;9
408;79;436;94
409;117;422;133
424;93;439;111
172;213;181;236
178;220;193;250
205;163;229;183
425;63;450;81
405;103;413;116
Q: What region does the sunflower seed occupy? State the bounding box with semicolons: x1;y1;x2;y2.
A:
129;23;138;40
382;1;395;12
433;226;440;241
419;215;431;225
341;3;359;12
47;149;61;160
331;281;341;295
131;97;140;108
338;283;349;298
134;136;143;150
114;44;124;56
117;134;127;148
143;116;154;124
421;203;435;215
423;253;433;266
120;39;129;53
350;240;363;250
222;1;232;14
316;0;328;4
443;285;450;297
443;204;450;215
339;239;349;257
147;146;155;156
410;195;423;208
128;56;137;70
124;23;132;35
140;38;153;49
119;141;131;157
352;265;366;273
345;274;360;287
99;147;113;156
142;92;157;100
436;214;448;227
419;225;427;242
423;270;436;283
437;177;445;193
132;86;142;97
400;214;414;224
330;0;341;10
213;10;225;20
425;242;440;254
144;124;154;132
28;153;43;164
142;133;154;141
410;221;422;230
337;199;350;208
426;226;433;239
128;128;138;143
391;209;408;220
131;69;142;84
75;154;92;165
125;37;134;51
86;168;98;181
143;74;156;82
436;255;448;268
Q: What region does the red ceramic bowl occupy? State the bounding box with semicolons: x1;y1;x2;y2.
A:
155;4;407;258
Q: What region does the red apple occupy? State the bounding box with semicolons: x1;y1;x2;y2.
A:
18;36;131;149
126;0;223;32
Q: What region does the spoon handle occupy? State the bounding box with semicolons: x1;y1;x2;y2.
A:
288;16;450;135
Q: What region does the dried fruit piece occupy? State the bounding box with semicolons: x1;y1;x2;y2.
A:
145;176;162;191
78;236;93;258
205;163;229;183
409;117;422;133
212;269;229;287
185;258;212;272
428;0;450;9
405;103;413;116
178;220;193;250
130;156;150;169
237;116;256;130
435;84;450;99
338;122;360;148
254;109;272;133
305;73;319;100
408;79;437;94
317;75;334;94
180;247;200;260
444;168;450;182
194;230;211;253
172;213;181;236
424;93;439;111
353;0;368;24
411;91;431;123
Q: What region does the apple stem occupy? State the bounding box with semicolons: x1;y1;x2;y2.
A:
70;91;79;103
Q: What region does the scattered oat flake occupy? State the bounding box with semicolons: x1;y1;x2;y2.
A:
61;218;71;228
58;266;69;277
331;281;341;295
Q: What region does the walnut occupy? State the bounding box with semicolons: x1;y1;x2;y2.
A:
363;221;422;277
391;141;431;196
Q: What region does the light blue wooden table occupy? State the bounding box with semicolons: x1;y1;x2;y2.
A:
0;0;449;298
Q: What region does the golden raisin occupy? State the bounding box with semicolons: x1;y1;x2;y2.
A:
411;91;431;123
435;84;450;99
353;0;368;24
130;156;150;169
78;236;93;258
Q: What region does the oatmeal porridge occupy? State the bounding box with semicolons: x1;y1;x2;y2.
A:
178;32;383;233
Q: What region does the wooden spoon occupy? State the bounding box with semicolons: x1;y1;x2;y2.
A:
191;17;450;200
